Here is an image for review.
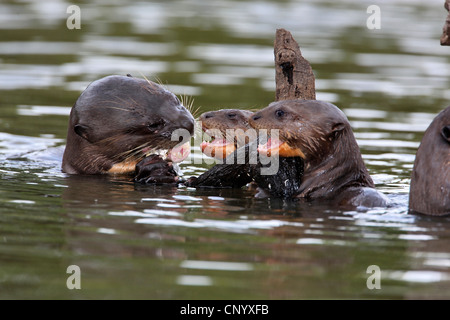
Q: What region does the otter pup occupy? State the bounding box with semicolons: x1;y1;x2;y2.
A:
409;106;450;216
62;75;195;178
187;108;257;188
249;99;389;208
199;109;255;160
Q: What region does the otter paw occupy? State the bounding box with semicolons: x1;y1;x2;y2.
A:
134;155;178;184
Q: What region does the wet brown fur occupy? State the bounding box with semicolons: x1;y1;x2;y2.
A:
200;109;255;148
62;75;195;174
409;106;450;216
249;100;387;207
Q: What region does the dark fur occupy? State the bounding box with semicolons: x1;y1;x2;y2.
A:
62;75;194;174
200;109;255;147
409;106;450;216
249;100;388;208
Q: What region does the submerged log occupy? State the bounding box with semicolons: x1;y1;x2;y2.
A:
252;156;304;198
186;142;256;189
186;140;304;198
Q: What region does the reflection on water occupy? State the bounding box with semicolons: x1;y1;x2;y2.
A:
1;0;450;299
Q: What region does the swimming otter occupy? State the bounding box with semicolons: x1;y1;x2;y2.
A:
62;75;195;177
249;99;389;208
409;106;450;216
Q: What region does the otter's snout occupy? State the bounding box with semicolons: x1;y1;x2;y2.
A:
164;106;195;137
182;117;195;136
177;108;195;136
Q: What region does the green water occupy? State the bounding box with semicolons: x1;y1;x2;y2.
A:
1;0;450;299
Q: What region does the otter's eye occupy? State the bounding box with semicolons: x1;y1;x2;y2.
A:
275;109;285;118
441;125;450;143
147;120;165;132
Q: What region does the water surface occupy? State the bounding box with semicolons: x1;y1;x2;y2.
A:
1;0;450;299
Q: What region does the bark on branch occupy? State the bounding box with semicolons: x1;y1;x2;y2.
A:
274;28;316;100
441;0;450;45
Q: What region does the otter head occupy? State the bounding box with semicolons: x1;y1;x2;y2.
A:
409;106;450;216
62;75;195;174
249;100;374;199
249;100;349;165
199;109;255;160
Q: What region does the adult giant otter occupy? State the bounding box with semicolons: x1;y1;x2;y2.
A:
249;99;389;208
62;75;195;179
409;106;450;216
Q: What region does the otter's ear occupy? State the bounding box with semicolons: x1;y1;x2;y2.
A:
74;124;91;141
330;122;345;138
441;125;450;144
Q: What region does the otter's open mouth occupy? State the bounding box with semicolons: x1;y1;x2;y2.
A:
109;142;191;174
257;137;305;158
141;141;191;163
200;129;236;160
167;141;191;163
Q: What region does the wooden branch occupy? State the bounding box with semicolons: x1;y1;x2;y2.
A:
185;143;256;188
186;140;304;198
441;0;450;45
274;28;316;100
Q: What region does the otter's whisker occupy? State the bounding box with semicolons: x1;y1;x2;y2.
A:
152;75;168;89
104;106;133;112
140;72;158;87
112;141;153;161
179;94;195;111
191;105;202;119
87;102;132;113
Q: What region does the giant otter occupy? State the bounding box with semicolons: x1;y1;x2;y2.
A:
249;99;389;208
187;100;388;208
62;75;195;179
409;106;450;216
199;109;255;160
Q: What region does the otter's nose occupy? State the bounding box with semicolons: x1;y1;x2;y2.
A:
182;117;195;136
252;114;262;121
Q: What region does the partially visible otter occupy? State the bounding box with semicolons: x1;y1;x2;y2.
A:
409;106;450;216
199;109;255;160
62;75;195;177
249;99;389;208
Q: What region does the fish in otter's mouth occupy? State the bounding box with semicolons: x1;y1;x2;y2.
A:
256;136;305;158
